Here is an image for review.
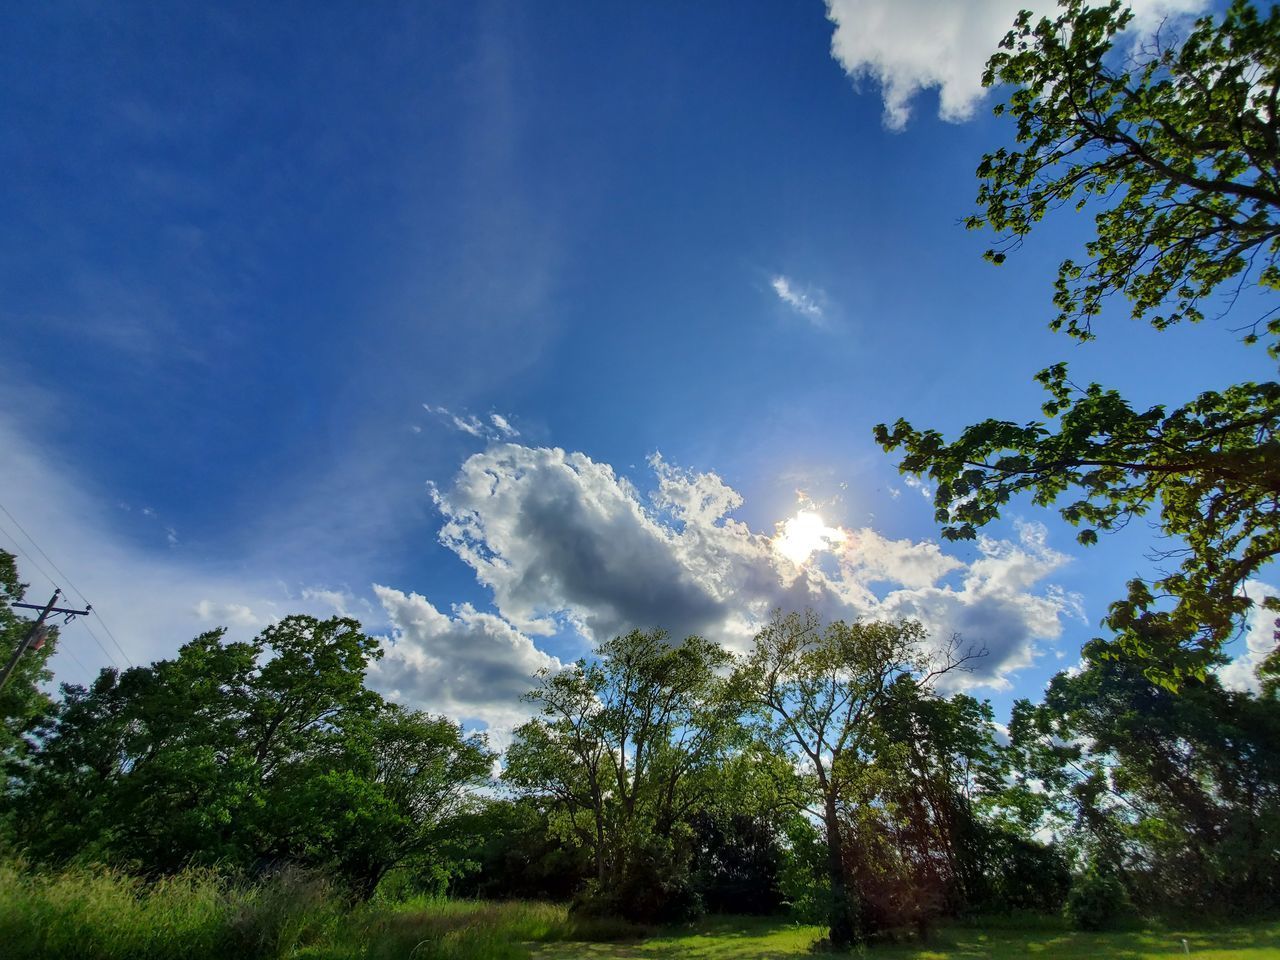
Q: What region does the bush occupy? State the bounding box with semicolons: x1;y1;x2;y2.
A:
1063;869;1134;931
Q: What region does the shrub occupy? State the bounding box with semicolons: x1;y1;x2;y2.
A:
1063;869;1133;931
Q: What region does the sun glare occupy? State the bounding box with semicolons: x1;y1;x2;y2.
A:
774;510;846;566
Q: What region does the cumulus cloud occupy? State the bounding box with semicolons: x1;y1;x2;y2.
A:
1218;581;1279;693
770;275;827;325
429;443;1079;687
194;600;262;628
824;0;1209;130
369;585;561;741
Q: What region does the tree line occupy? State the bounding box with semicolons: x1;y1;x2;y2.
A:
2;551;1277;947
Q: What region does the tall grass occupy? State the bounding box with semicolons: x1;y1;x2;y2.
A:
0;860;339;960
0;861;644;960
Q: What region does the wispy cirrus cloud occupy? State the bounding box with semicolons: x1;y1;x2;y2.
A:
423;404;521;441
770;275;827;326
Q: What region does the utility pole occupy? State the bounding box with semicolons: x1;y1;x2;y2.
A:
0;589;91;693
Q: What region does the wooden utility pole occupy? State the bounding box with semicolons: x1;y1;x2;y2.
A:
0;589;91;693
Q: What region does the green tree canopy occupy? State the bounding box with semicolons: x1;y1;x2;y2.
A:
1009;640;1280;911
876;0;1280;685
7;615;492;897
503;628;742;921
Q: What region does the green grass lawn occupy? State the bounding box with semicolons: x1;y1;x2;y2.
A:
527;915;1280;960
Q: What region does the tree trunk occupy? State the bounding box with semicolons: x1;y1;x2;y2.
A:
823;792;858;948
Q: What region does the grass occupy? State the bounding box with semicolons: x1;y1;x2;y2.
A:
528;913;1280;959
0;860;643;960
0;859;341;960
1;861;1275;959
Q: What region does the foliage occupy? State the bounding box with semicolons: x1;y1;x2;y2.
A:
1063;869;1134;932
0;550;59;775
447;798;592;902
688;810;786;916
737;611;982;946
776;814;830;923
1009;644;1280;915
842;678;1069;929
975;0;1280;343
876;0;1280;685
504;628;742;922
5;615;493;896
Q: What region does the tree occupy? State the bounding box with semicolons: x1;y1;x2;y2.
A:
0;551;59;774
271;704;493;899
737;611;981;946
503;628;742;920
875;0;1280;685
1010;642;1280;914
8;614;492;897
857;680;1067;922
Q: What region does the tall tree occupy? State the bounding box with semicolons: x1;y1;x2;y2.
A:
876;0;1280;685
737;611;980;947
504;628;741;920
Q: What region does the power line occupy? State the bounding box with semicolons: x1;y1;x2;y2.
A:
0;519;61;596
58;643;91;678
0;501;133;667
0;522;119;670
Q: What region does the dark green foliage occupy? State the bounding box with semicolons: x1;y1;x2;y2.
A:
5;615;493;896
689;811;785;916
738;611;982;945
1063;869;1133;931
970;829;1071;915
877;0;1280;686
448;799;591;902
1011;646;1280;916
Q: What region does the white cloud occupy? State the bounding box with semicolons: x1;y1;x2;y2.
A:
369;585;561;743
300;586;362;618
194;600;261;628
824;0;1210;130
430;443;1078;686
490;413;519;438
770;275;827;326
903;474;933;500
1218;581;1279;693
424;404;521;441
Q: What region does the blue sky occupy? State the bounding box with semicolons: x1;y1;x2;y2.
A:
2;0;1273;737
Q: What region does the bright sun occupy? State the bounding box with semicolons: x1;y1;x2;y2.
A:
774;510;846;566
